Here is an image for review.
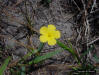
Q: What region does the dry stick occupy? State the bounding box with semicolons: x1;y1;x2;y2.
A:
85;1;92;59
46;63;99;71
81;0;93;60
27;35;36;49
72;0;81;11
90;0;96;13
76;27;82;59
88;38;99;45
86;0;93;10
46;64;81;70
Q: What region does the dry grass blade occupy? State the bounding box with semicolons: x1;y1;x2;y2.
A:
46;64;81;70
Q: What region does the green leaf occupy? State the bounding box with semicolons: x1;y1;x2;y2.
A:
93;54;99;63
0;56;11;75
37;42;44;53
80;45;94;59
29;49;64;64
20;49;38;63
20;43;44;64
57;40;74;53
21;66;25;75
67;40;73;50
22;50;38;60
47;0;51;3
57;40;80;62
0;46;2;51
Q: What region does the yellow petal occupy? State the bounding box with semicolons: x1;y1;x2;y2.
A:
40;26;48;34
54;30;61;39
48;38;56;46
40;35;48;43
48;24;56;30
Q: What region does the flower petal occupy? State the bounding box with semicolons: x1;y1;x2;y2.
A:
40;35;48;43
40;26;48;34
48;38;56;46
54;30;61;39
48;24;56;30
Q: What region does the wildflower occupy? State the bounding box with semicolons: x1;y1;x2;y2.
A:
40;24;60;46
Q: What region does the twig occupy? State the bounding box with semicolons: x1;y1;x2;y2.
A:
88;38;99;45
46;63;99;70
72;0;81;11
90;0;97;13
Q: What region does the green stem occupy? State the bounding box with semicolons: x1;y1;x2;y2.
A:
57;40;81;63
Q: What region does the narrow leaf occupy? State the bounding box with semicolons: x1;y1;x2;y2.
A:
80;45;94;59
57;40;72;52
37;42;44;53
47;0;51;3
57;40;80;63
29;49;64;64
93;54;99;63
20;49;38;63
0;56;11;75
21;66;25;75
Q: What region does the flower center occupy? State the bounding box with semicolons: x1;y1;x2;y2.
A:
48;34;51;37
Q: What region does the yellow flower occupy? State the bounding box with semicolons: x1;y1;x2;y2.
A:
40;24;61;46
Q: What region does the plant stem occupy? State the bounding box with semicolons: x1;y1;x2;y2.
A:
57;40;81;63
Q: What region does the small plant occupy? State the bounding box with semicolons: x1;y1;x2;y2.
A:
0;24;98;75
